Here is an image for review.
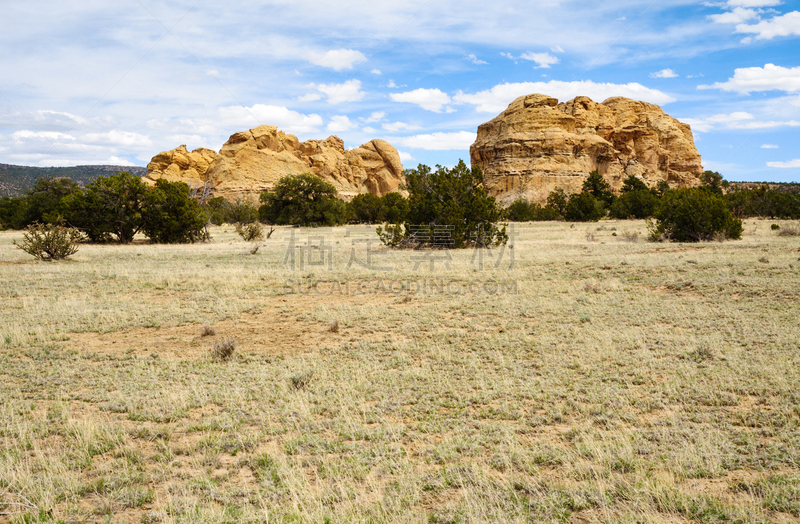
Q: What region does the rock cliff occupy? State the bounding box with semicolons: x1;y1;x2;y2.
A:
145;126;404;201
470;94;704;204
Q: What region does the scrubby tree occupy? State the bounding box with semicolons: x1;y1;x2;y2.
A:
505;197;562;221
582;171;615;207
380;192;409;224
651;188;742;242
620;174;649;194
564;192;606;222
65;171;148;243
348;193;384;223
546;188;569;217
378;161;506;248
259;173;348;226
16;177;80;228
141;179;208;243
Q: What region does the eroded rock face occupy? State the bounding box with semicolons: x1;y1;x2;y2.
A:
144;145;218;190
145;126;404;201
470;94;704;204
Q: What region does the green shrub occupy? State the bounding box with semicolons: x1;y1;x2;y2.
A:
772;223;781;230
505;197;562;221
236;221;264;241
651;188;743;242
581;171;615;207
379;161;506;248
14;222;83;261
564;192;605;222
610;189;659;219
259;174;348;226
546;188;569;217
348;193;383;223
380;192;409;224
64;171;148;243
141;180;208;243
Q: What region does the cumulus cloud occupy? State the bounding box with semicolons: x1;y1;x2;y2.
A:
12;130;76;142
650;68;679;78
736;11;800;40
81;130;153;148
217;104;323;133
306;49;367;71
397;131;476;151
520;52;559;68
360;111;385;124
767;159;800;168
309;80;366;105
761;144;779;148
453;81;675;114
709;7;760;24
397;151;415;162
681;111;800;132
297;93;323;102
728;0;780;5
700;64;800;94
465;54;488;65
326;115;355;133
381;121;422;132
371;69;382;75
390;88;453;113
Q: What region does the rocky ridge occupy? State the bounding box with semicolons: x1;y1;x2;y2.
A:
145;126;404;201
470;94;704;204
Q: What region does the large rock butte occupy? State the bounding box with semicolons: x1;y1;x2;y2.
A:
470;94;704;204
144;125;405;201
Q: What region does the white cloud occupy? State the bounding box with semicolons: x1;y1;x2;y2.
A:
520;52;559;68
465;54;488;65
385;80;406;89
12;130;76;142
309;80;366;104
709;7;759;24
453;81;675;114
82;130;153;148
217;104;323;133
761;144;779;148
397;151;415;162
398;131;476;151
362;126;378;134
650;68;679;78
360;112;385;124
297;93;323;102
206;69;220;77
371;69;382;75
681;111;800;131
726;0;781;7
767;159;800;168
381;121;422;132
326;115;355;133
700;64;800;94
550;45;564;53
736;11;800;40
390;88;453;113
306;49;367;71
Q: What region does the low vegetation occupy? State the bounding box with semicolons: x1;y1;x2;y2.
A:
1;221;798;523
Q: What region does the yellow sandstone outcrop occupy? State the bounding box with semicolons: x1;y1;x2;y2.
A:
145;125;404;201
470;94;704;204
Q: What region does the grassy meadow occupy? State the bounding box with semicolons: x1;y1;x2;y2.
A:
1;220;799;523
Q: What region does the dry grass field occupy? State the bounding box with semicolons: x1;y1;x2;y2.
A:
1;220;799;523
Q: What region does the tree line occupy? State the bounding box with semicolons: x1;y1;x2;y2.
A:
2;166;795;248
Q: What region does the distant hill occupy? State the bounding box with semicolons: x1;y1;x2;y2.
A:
0;164;147;197
728;181;800;194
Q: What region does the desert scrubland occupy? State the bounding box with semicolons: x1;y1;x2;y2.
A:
1;220;799;523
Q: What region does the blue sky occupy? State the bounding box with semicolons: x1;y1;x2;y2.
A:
1;0;800;182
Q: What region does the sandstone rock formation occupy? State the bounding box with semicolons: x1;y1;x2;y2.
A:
145;126;404;201
144;145;218;190
470;94;704;205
